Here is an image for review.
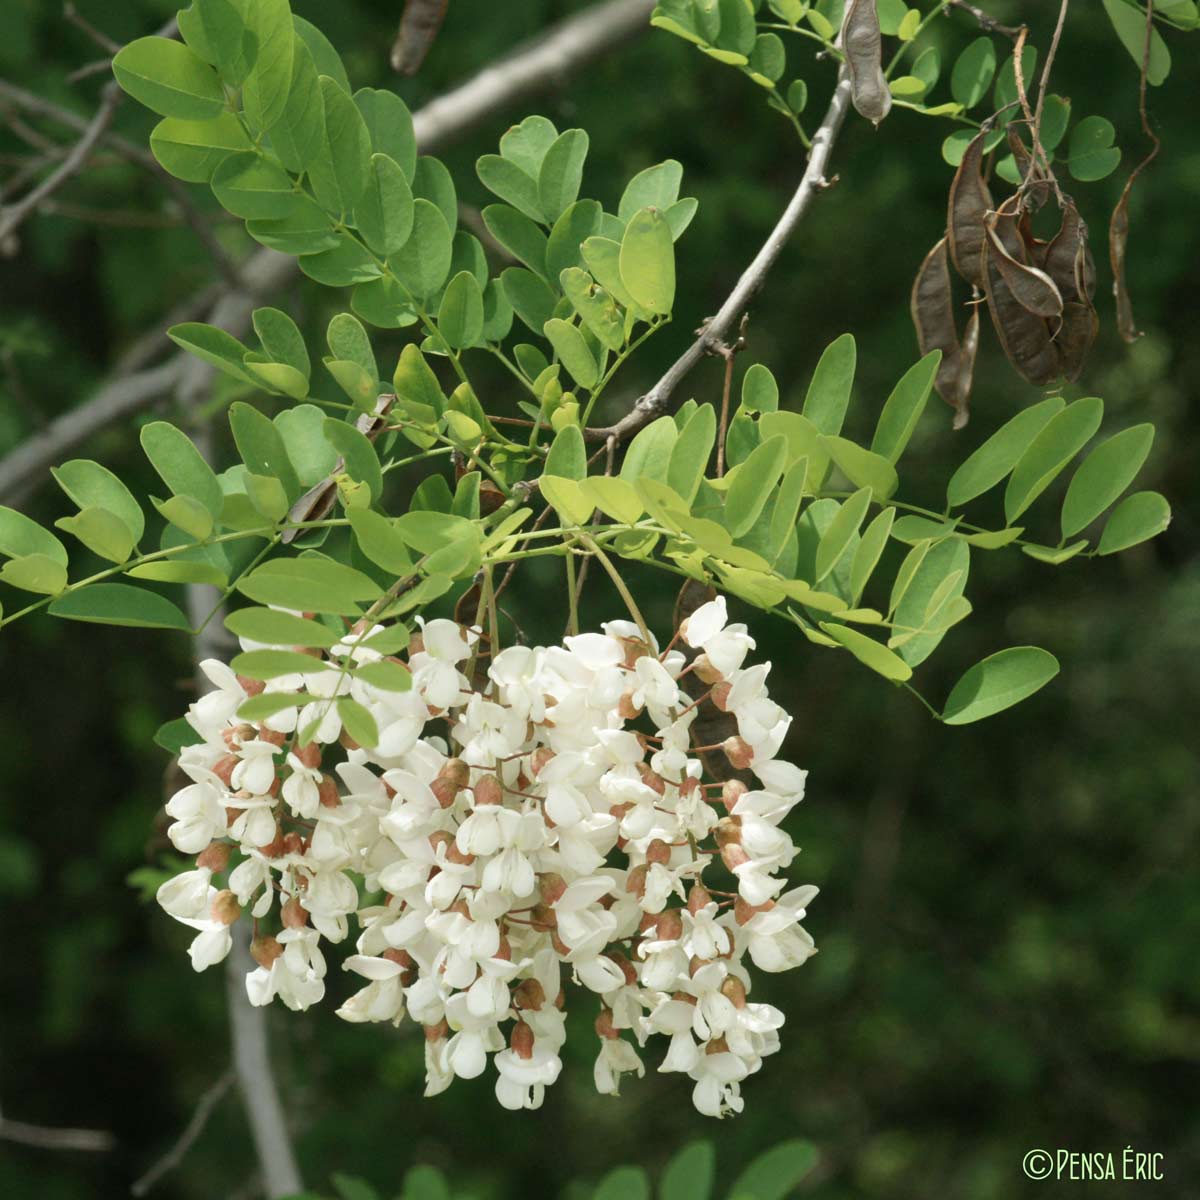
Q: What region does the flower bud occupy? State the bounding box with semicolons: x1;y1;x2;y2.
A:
620;637;652;669
213;755;240;788
636;763;666;795
196;842;232;872
474;774;502;806
430;777;460;809
530;903;557;932
295;742;322;769
209;889;241;925
438;758;470;790
281;897;308;929
655;909;683;942
734;895;774;925
714;816;742;848
607;951;637;987
721;779;748;812
250;934;283;969
625;864;649;898
719;975;747;1008
538;873;566;905
317;774;340;808
594;1008;619;1040
720;843;750;872
646;838;671;865
723;735;754;770
528;747;555;777
513;978;546;1011
511;1020;535;1060
445;842;475;866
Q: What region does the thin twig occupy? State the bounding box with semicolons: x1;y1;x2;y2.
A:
714;315;748;479
1022;0;1069;195
0;15;180;252
947;0;1023;39
0;1117;114;1152
1109;0;1161;342
0;83;122;249
63;2;122;55
585;60;854;443
130;1069;236;1196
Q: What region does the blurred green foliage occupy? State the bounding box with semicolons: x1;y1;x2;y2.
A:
0;2;1197;1198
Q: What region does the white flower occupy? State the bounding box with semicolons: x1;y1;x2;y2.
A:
154;600;817;1117
164;782;227;854
494;1042;561;1110
593;1036;644;1095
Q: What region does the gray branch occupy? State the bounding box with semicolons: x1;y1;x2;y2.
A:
130;1069;235;1196
223;928;301;1199
0;0;657;506
0;83;121;251
587;61;854;442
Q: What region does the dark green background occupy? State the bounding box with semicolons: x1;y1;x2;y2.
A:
1;1;1197;1197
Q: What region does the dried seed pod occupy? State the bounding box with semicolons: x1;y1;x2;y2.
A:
950;305;981;431
844;0;892;127
1007;127;1052;211
1056;300;1099;383
985;201;1064;320
982;225;1060;387
947;130;995;288
1110;183;1140;342
1042;200;1094;302
1041;199;1099;381
911;237;959;370
911;236;973;426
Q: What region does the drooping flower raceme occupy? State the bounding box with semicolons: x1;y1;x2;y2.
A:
156;597;818;1117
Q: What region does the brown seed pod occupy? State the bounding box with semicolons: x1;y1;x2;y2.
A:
982;220;1061;387
947;130;995;288
843;0;892;127
1056;300;1099;383
911;236;973;426
952;305;981;430
985;203;1064;320
1042;200;1094;302
1007;127;1053;212
1041;199;1099;381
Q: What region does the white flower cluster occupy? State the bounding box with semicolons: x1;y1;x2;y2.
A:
156;596;818;1117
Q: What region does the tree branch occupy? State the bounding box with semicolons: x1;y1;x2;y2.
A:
130;1069;235;1196
585;62;854;443
0;16;178;250
0;1117;114;1152
0;0;658;506
0;82;121;251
